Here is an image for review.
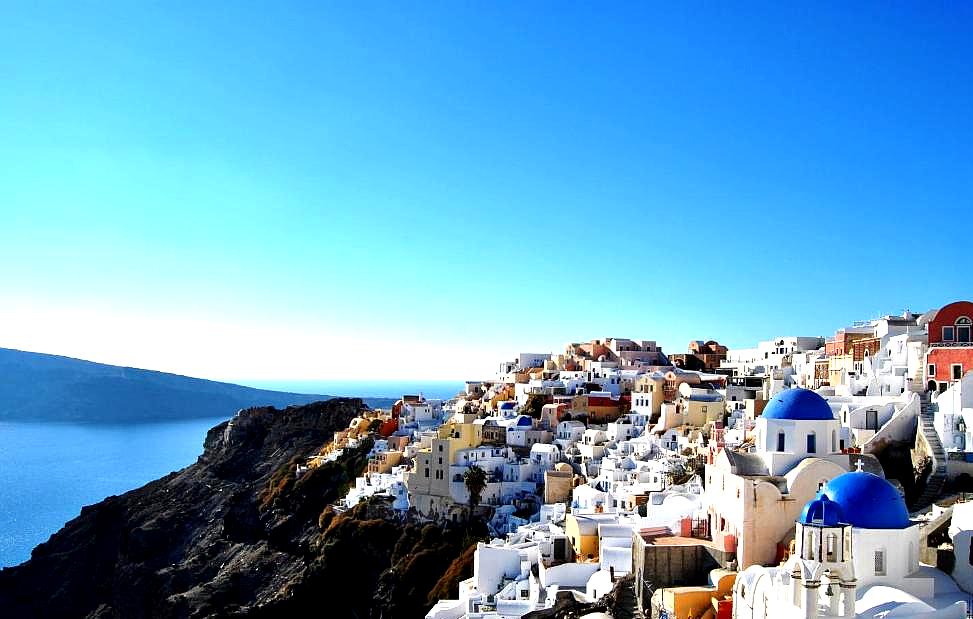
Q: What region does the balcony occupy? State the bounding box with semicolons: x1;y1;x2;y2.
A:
931;341;973;348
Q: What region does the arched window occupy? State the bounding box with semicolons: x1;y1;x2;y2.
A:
807;432;817;454
957;317;972;343
826;533;838;561
831;430;836;452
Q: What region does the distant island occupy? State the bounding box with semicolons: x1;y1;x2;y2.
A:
0;347;397;422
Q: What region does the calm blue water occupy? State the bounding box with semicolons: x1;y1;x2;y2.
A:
0;417;226;567
0;381;466;568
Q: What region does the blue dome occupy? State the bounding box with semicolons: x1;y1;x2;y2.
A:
799;494;845;527
499;401;516;410
806;472;911;529
762;388;835;421
516;415;533;427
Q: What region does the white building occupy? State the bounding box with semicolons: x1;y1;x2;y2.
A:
554;420;586;451
722;336;826;377
401;395;444;428
733;471;968;618
934;373;973;452
706;388;878;567
948;501;973;594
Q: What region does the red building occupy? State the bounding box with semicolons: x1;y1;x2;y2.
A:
670;340;728;372
926;300;973;392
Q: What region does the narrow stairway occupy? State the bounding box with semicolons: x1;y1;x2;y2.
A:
914;392;947;509
611;575;644;619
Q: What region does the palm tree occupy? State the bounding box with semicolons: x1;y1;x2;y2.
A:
463;464;487;513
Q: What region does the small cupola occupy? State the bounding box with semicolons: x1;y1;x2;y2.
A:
796;495;852;564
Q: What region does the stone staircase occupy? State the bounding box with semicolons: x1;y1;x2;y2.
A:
611;575;644;619
914;393;947;509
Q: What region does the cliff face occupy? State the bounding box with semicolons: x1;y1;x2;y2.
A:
0;398;482;619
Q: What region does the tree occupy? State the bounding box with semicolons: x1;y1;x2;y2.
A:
523;393;547;419
463;465;488;513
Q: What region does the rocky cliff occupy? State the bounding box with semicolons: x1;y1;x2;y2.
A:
0;398;483;618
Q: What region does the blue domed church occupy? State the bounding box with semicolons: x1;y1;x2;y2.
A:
733;470;968;618
757;387;844;476
705;388;885;568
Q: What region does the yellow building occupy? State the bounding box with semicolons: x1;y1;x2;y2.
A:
405;421;483;517
543;463;574;504
367;450;403;475
676;383;725;427
655;569;736;619
564;514;600;562
828;353;856;387
632;373;666;424
563;513;625;562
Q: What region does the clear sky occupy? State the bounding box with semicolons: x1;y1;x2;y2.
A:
0;3;970;382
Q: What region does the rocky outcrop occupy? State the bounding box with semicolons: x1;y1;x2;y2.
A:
0;398;482;618
523;574;642;619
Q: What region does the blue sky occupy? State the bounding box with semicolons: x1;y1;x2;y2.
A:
0;4;970;381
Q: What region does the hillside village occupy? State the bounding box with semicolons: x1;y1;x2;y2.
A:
311;300;973;619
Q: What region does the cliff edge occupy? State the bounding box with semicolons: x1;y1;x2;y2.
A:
0;398;483;618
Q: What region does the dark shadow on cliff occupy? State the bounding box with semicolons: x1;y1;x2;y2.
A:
0;399;484;619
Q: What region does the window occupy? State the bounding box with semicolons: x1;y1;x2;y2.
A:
929;364;936;377
944;326;955;342
424;468;430;478
807;433;816;454
826;533;838;561
777;432;786;452
954;364;963;380
874;550;886;575
958;318;972;343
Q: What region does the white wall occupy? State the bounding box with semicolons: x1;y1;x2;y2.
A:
473;544;522;596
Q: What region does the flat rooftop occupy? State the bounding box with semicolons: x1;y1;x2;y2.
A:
639;534;721;550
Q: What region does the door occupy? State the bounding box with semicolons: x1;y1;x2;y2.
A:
866;409;878;431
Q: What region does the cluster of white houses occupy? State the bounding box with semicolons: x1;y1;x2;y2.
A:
317;301;973;619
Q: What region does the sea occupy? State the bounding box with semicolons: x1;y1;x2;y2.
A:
0;380;463;568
